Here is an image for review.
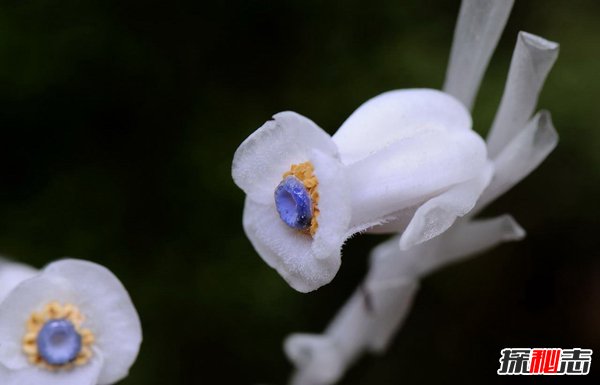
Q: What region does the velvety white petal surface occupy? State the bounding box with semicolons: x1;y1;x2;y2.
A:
475;111;558;213
0;351;104;385
243;200;340;293
0;274;73;369
242;149;350;292
0;260;38;303
309;150;352;260
486;32;559;158
398;162;493;250
346;128;488;229
443;0;514;109
232;111;338;204
332;89;472;164
44;260;142;385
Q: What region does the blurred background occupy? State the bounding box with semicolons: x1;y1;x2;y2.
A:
0;0;598;384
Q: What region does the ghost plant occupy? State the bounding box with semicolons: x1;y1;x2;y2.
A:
284;0;560;384
233;70;493;293
0;259;142;385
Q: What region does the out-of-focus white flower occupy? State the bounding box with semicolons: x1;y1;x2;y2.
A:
285;0;560;383
233;90;491;292
286;215;525;385
0;259;142;385
0;259;38;304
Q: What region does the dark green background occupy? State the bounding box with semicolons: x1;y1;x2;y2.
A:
0;0;598;384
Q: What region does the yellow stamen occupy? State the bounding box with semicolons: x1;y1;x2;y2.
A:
22;302;95;371
283;161;320;236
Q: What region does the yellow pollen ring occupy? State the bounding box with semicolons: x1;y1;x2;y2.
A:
23;301;95;371
283;161;320;236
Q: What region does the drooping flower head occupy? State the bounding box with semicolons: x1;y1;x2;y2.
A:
284;0;560;383
0;259;142;385
233;90;491;292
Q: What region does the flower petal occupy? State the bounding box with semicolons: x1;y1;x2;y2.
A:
398;162;493;250
232;111;338;204
309;150;351;260
346;128;488;230
242;148;350;292
0;259;38;304
0;274;73;370
43;259;142;385
243;198;341;293
332;89;472;164
0;351;103;385
443;0;514;109
369;215;525;281
486;32;559;158
475;111;558;213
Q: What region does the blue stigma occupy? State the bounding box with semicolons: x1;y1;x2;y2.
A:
37;319;82;366
275;176;313;230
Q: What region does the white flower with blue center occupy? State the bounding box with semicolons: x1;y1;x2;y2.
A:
0;259;142;385
233;89;491;292
284;0;561;383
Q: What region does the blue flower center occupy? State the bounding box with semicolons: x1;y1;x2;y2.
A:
37;319;82;366
275;176;313;230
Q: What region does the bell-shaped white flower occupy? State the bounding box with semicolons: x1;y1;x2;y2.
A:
0;259;142;385
233;89;490;292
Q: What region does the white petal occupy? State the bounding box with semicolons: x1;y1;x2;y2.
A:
0;259;38;304
232;111;338;204
43;260;142;385
332;89;472;164
0;351;103;385
346;129;488;229
486;32;559;158
443;0;514;109
243;198;341;293
398;162;493;250
286;334;344;385
309;150;351;260
437;215;526;265
0;274;73;370
242;149;350;292
362;206;417;235
369;215;525;281
475;111;558;213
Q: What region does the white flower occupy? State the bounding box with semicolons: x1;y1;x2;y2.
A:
233;89;490;292
286;215;525;385
0;259;142;385
284;0;560;383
